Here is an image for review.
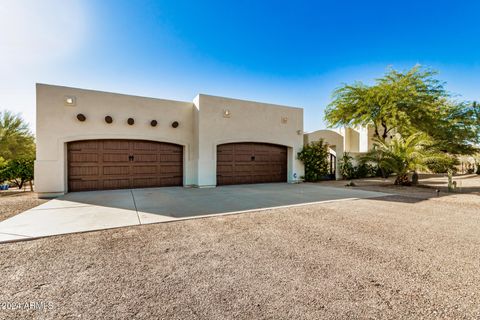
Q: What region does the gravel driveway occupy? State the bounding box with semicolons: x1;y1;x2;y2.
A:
1;183;479;319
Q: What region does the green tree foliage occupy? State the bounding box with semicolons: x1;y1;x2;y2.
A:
325;66;479;155
297;139;330;181
1;158;34;190
360;133;452;185
0;110;35;160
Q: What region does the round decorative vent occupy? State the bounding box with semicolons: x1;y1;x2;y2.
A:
127;118;135;125
150;120;158;127
105;116;113;124
76;114;86;122
171;121;179;128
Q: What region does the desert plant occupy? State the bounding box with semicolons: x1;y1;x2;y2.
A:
361;133;451;185
297;139;330;182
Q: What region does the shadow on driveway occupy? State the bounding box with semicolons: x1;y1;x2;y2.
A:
0;183;389;243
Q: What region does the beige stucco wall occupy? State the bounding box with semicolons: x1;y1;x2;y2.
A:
35;85;304;196
194;94;304;186
35;84;195;196
304;129;344;180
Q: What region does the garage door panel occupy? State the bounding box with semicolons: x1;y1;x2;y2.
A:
134;141;158;151
70;153;99;163
217;142;287;185
68;140;183;192
134;154;157;162
103;153;130;162
69;179;99;192
69;166;99;176
69;140;98;151
132;165;157;175
103;141;130;150
158;154;182;162
161;165;183;174
103;166;130;175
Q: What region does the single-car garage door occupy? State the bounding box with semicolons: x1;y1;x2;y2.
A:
68;140;183;192
217;142;287;185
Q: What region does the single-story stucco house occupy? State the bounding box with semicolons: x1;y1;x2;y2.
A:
35;84;306;198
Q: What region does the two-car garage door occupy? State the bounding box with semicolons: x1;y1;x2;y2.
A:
67;140;183;192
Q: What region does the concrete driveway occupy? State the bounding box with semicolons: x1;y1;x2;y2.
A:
0;183;388;243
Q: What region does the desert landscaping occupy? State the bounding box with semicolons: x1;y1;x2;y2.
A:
1;175;479;319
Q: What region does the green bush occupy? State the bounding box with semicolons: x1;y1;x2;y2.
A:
340;153;383;180
297;139;330;182
339;153;356;179
2;157;34;189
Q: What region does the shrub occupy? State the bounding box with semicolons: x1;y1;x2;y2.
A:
2;157;34;190
339;153;356;179
297;139;330;182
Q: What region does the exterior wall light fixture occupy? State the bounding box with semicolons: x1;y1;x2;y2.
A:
223;109;231;118
64;96;76;106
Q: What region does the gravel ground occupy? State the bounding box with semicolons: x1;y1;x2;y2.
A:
0;180;479;319
0;191;47;222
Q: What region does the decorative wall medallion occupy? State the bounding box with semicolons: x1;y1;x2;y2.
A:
127;118;134;125
150;120;158;127
171;121;179;128
76;113;86;122
105;116;113;124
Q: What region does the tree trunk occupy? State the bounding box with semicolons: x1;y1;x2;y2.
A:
29;180;33;192
394;173;410;186
412;171;419;185
18;179;24;190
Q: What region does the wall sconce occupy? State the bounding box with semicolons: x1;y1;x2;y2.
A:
105;116;113;124
150;120;158;127
281;117;288;124
76;113;86;122
223;109;231;118
297;130;303;135
171;121;179;128
64;96;76;106
127;118;135;125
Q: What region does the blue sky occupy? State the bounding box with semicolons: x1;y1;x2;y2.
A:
1;0;480;133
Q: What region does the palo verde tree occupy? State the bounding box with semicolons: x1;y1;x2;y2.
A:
0;110;35;160
325;66;479;155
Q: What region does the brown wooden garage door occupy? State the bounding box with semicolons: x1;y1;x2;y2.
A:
67;140;183;192
217;143;287;185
